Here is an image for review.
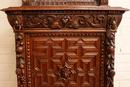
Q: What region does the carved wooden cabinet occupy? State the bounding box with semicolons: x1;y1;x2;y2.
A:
2;0;127;87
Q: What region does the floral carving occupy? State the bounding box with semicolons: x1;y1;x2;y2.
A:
106;16;117;87
56;62;73;81
24;15;106;29
15;33;26;87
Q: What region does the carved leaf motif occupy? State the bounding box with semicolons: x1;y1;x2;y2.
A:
23;15;106;29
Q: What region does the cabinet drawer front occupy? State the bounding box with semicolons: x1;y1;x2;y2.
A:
26;32;105;87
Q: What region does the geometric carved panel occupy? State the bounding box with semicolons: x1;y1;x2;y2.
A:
30;36;101;87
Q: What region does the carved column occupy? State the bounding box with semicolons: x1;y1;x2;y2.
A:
105;16;117;87
10;14;26;87
15;33;26;87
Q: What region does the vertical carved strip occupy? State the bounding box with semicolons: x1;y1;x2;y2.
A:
26;34;32;87
106;16;117;87
16;33;26;87
101;33;105;87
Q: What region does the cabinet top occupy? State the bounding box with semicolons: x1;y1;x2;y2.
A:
22;0;108;6
2;6;127;12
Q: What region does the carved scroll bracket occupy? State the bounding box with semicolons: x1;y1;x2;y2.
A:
7;15;23;30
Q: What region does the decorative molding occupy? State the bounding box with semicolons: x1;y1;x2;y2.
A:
30;32;104;37
26;35;32;87
15;33;26;87
101;34;105;87
105;16;117;87
24;15;106;29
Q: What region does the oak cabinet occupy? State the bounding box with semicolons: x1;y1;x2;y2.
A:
2;0;127;87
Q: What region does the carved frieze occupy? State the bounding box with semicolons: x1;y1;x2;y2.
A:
7;14;123;30
23;15;106;29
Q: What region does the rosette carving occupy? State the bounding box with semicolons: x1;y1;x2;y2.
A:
56;62;73;81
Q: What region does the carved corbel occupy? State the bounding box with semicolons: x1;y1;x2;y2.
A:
7;15;23;31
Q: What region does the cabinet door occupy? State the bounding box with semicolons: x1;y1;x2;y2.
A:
27;33;104;87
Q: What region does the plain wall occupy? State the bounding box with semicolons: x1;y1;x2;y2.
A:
0;0;130;87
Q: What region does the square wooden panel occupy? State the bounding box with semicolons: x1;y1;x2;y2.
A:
25;32;105;87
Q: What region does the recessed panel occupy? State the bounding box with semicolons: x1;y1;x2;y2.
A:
29;34;101;87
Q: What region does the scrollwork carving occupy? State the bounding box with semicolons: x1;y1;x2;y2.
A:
24;15;106;29
15;33;26;87
106;16;117;87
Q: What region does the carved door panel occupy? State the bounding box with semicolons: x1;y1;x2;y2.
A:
28;33;103;87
